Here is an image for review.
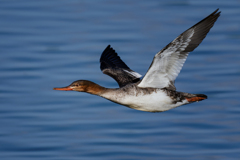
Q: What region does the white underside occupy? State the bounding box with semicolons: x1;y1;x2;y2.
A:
101;90;189;112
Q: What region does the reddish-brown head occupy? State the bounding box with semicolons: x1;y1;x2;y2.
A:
53;80;105;95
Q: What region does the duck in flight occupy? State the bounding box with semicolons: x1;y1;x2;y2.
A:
54;9;220;112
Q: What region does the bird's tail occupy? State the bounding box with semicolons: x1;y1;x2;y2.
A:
185;94;207;102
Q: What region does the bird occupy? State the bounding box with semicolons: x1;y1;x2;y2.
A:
54;9;220;112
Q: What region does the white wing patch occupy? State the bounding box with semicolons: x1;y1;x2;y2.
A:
138;29;194;89
123;69;142;79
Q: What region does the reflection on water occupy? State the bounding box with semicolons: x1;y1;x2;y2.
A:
1;0;240;159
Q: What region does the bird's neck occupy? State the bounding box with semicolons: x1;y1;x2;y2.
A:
81;81;107;95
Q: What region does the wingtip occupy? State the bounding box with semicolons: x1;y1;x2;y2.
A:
103;45;112;52
105;44;115;51
100;44;131;70
101;45;116;60
213;8;221;16
214;8;219;13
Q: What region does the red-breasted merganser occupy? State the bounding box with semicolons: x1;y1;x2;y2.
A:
54;9;220;112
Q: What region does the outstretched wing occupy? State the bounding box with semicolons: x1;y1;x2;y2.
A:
100;45;142;87
138;9;221;90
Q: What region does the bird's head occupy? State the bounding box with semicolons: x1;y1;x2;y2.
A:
53;80;92;92
53;80;105;95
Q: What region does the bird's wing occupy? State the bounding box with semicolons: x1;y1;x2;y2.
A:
138;9;220;90
100;45;142;87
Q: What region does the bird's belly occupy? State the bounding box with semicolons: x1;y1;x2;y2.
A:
121;92;173;112
103;90;187;112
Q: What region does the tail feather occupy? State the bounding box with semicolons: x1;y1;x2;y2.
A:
185;94;207;102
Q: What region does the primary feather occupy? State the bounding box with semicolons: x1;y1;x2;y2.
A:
100;45;142;87
138;9;220;90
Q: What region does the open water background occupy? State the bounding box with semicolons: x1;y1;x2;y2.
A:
1;0;240;159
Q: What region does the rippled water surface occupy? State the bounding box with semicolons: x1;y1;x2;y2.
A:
1;0;240;159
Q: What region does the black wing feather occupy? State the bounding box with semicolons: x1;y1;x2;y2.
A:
100;45;141;87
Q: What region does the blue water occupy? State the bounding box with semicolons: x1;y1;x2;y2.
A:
1;0;240;159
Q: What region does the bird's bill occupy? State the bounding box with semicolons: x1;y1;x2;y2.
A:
53;86;73;91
